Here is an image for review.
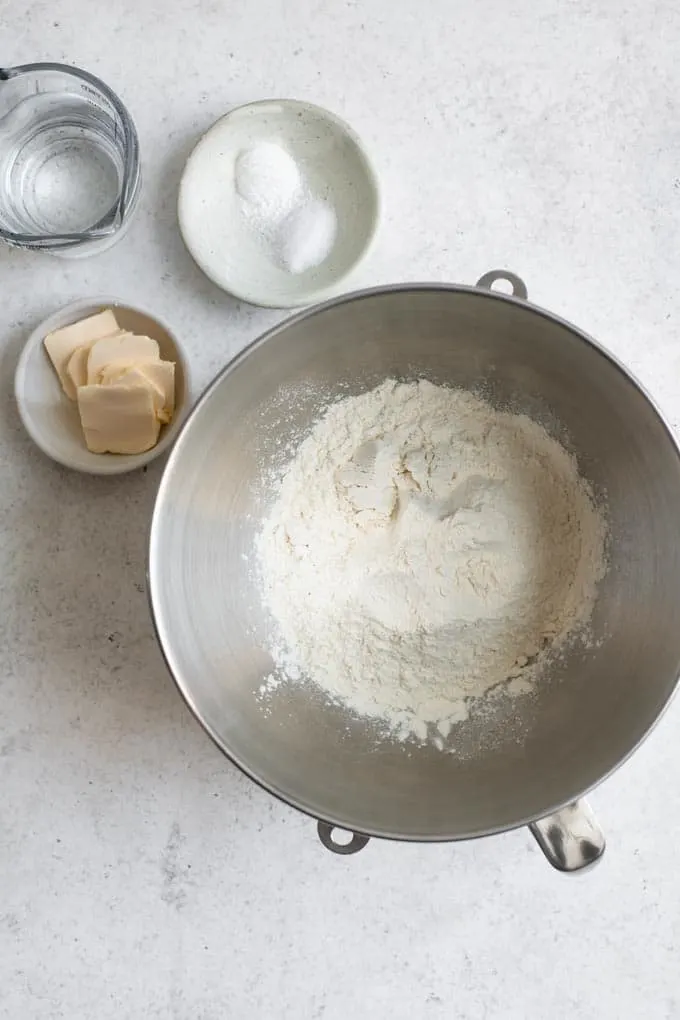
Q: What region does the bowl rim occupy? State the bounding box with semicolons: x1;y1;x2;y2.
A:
149;280;680;843
14;296;192;476
177;98;382;308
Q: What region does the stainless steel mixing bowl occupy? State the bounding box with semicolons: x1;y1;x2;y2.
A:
149;271;680;871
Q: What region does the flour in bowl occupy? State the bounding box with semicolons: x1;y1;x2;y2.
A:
255;379;607;745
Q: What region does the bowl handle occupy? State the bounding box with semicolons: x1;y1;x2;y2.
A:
476;269;528;300
316;800;606;870
317;821;370;855
529;799;605;872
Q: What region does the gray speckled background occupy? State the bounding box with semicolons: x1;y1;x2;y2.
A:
3;2;680;1017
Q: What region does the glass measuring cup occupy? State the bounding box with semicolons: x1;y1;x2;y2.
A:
0;63;141;257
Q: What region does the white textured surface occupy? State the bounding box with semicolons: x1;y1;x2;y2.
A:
2;2;680;1018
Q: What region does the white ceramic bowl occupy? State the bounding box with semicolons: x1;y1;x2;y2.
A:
14;298;191;475
178;99;381;308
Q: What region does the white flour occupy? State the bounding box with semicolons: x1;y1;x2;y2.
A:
256;379;607;745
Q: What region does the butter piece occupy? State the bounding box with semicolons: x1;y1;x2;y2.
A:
77;384;160;455
100;364;165;414
65;344;92;393
99;359;175;425
66;330;129;392
138;361;175;424
87;333;160;385
44;309;120;400
99;363;163;392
